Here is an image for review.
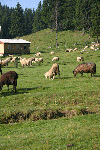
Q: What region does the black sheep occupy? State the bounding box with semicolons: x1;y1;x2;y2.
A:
0;71;18;92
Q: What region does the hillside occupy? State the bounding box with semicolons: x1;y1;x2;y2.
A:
0;29;100;149
22;28;98;54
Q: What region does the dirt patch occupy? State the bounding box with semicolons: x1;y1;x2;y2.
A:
0;108;96;124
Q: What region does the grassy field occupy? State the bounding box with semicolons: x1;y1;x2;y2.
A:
0;29;100;149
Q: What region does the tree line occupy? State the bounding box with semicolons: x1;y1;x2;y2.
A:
0;0;100;40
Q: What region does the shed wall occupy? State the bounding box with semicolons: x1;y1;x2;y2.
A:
4;43;30;54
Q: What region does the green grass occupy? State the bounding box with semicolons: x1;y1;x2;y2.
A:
0;114;100;150
0;29;100;149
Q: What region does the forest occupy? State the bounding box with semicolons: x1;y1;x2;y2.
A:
0;0;100;40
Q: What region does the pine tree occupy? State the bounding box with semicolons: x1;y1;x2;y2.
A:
41;0;49;29
91;0;100;42
1;5;12;38
60;0;76;30
32;1;42;33
9;2;25;38
24;8;35;35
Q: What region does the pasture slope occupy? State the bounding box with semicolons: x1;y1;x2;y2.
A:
0;29;100;149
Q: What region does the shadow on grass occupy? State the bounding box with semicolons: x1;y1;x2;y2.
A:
55;77;73;79
94;75;100;77
0;86;50;96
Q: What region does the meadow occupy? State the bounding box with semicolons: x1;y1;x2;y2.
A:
0;29;100;149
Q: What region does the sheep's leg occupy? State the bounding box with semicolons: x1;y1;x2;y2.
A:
81;71;83;76
53;75;55;80
7;85;9;91
0;70;2;75
13;85;16;92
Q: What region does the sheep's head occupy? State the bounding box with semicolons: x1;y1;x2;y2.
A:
73;70;77;77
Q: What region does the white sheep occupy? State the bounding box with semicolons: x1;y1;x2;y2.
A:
77;56;84;62
95;43;100;47
52;57;59;62
32;58;43;63
27;57;35;66
38;58;43;63
50;51;55;54
73;48;78;51
4;57;12;64
1;59;8;66
20;57;28;68
84;46;88;49
35;52;41;57
44;71;55;80
11;57;17;63
69;49;72;52
44;63;60;80
90;45;95;50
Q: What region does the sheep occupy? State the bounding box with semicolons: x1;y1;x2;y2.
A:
0;71;18;92
32;58;43;63
35;52;41;57
77;56;84;62
52;57;59;62
50;51;55;54
69;49;73;52
90;45;95;50
5;57;12;62
84;46;88;49
27;57;35;66
65;49;69;52
44;71;55;80
73;48;78;51
1;60;8;66
94;43;100;47
50;63;60;77
20;57;33;67
9;54;13;58
20;57;28;68
34;58;39;62
0;57;12;66
0;64;2;75
73;62;96;77
11;57;20;67
44;63;60;80
11;57;17;63
38;58;43;63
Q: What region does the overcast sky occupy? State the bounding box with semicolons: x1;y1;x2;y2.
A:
0;0;43;10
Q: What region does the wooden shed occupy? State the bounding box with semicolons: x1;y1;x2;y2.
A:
0;39;31;55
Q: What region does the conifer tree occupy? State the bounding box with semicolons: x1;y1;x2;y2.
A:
32;1;42;33
24;8;35;35
41;0;49;29
9;2;25;38
91;0;100;42
1;5;12;38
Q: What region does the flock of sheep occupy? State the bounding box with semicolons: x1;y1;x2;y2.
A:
0;51;61;92
0;42;99;92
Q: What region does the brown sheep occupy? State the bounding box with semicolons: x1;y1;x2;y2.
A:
73;62;96;77
0;71;18;92
0;64;2;75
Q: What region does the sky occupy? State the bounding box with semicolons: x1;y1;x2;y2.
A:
0;0;43;10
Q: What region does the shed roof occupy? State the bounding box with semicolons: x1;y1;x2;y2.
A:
0;39;31;44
